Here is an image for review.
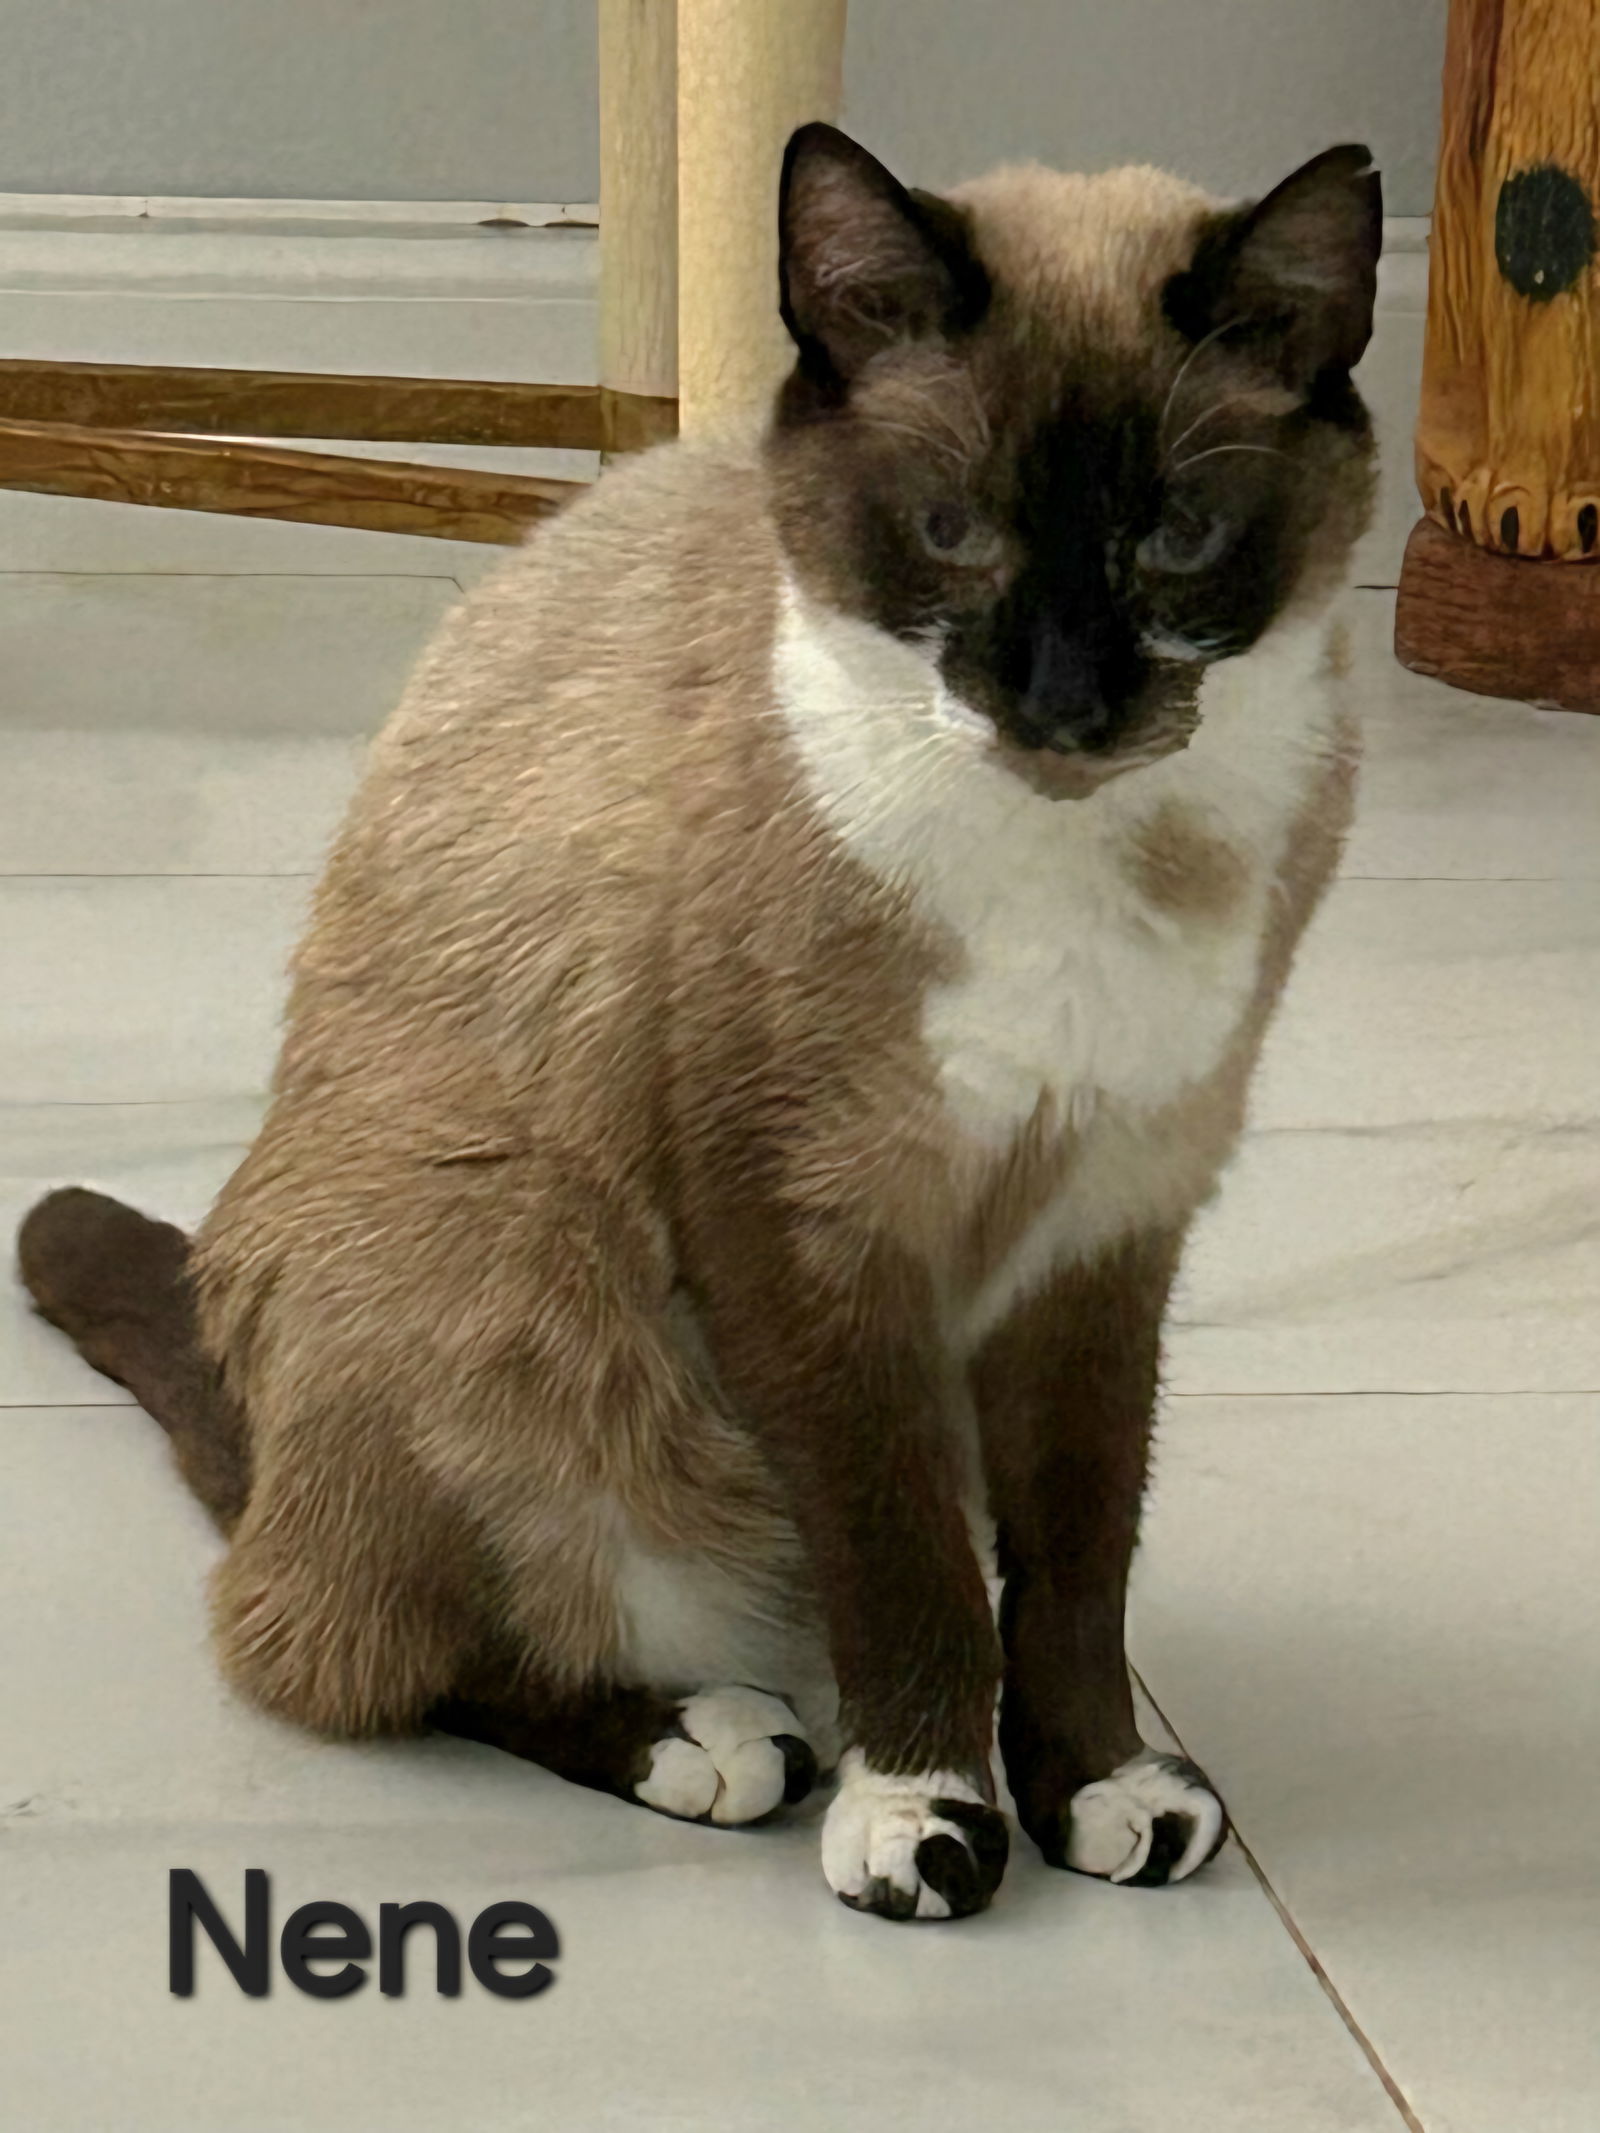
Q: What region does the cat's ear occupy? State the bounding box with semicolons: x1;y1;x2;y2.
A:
778;123;988;383
1166;145;1382;385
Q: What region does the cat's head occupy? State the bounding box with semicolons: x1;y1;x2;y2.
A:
767;125;1380;786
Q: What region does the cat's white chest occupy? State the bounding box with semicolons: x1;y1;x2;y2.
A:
773;580;1333;1177
913;782;1258;1145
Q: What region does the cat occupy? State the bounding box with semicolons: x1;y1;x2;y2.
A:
19;122;1379;1924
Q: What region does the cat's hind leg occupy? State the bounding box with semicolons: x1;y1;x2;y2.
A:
18;1180;484;1737
210;1366;825;1818
202;1139;829;1814
437;1669;817;1826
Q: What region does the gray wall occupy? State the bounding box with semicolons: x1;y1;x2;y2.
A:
0;0;599;200
0;0;1444;213
846;0;1447;215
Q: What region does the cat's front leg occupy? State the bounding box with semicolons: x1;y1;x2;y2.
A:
973;1229;1230;1886
702;1236;1009;1921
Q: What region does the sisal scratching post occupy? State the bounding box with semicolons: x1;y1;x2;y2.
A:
1395;0;1600;711
598;0;681;453
676;0;848;436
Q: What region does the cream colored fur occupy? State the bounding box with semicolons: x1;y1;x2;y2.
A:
775;577;1348;1347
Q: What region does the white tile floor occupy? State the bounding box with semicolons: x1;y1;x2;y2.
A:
3;302;1598;2131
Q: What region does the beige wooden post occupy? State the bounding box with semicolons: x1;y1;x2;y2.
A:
676;0;849;436
598;0;681;453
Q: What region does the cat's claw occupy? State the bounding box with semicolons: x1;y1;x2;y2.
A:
821;1752;1009;1920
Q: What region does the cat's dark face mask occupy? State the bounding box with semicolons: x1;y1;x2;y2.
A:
766;126;1380;784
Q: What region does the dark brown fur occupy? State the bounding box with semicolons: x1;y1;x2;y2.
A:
19;1188;251;1532
975;1230;1182;1853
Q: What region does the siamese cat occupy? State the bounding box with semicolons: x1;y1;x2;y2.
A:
21;123;1379;1923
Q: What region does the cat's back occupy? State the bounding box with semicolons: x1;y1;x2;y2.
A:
378;439;781;790
265;441;787;1107
315;441;783;926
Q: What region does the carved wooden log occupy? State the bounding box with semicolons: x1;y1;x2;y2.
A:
1395;0;1600;710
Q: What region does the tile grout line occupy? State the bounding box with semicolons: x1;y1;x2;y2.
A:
1338;875;1591;883
1164;1386;1600;1399
1;871;320;881
0;1096;267;1107
35;1388;1600;1405
11;871;1590;886
1228;1841;1428;2133
1131;1665;1427;2133
0;570;469;579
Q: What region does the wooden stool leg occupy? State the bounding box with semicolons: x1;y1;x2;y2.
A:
598;0;681;453
676;0;848;437
1395;0;1600;713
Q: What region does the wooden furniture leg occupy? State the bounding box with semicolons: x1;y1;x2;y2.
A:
0;0;845;539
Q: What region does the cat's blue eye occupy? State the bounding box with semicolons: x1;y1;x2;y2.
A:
1136;503;1235;577
918;502;1005;574
923;501;972;553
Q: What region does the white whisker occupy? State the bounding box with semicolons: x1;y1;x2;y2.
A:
1164;391;1271;464
862;415;968;469
1169;443;1293;476
1158;316;1244;447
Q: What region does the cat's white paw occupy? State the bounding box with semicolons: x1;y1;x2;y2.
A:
634;1687;816;1826
821;1751;1009;1920
1066;1750;1228;1885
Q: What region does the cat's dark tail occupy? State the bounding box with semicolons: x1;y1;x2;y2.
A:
16;1188;251;1534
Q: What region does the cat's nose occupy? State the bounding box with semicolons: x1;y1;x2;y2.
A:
1020;692;1118;754
1056;700;1120;753
1017;618;1133;754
